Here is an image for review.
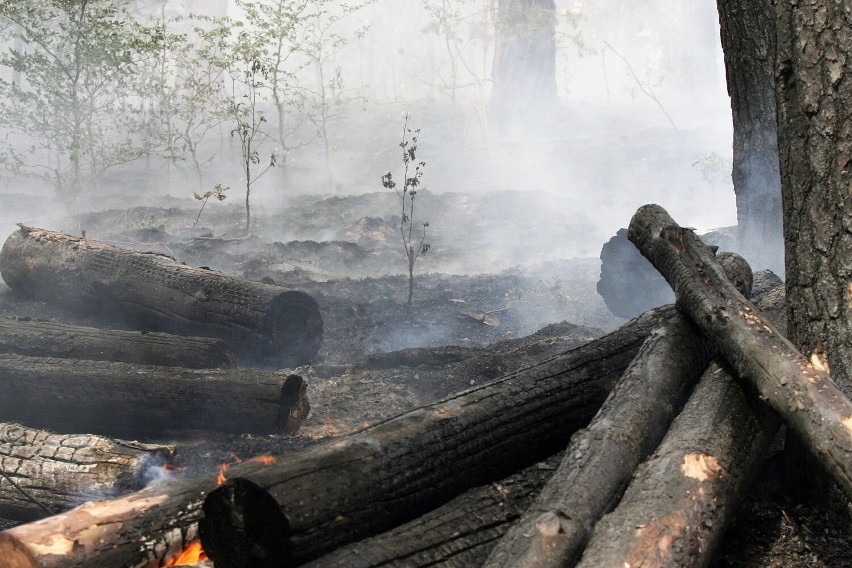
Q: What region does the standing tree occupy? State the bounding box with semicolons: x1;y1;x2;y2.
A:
196;18;277;234
490;0;557;130
0;0;152;208
716;0;784;275
775;0;852;391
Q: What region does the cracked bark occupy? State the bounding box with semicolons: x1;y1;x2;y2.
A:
775;0;852;392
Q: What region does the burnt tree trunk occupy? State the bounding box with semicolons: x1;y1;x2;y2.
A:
197;305;675;568
0;226;323;368
575;362;780;567
775;1;852;391
304;455;563;568
0;423;173;522
0;305;670;568
0;355;309;438
490;0;557;130
717;0;784;275
0;317;237;369
628;203;852;499
484;254;752;568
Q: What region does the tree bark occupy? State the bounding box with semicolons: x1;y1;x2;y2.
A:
490;0;558;130
0;423;173;522
0;355;309;438
0;305;671;568
775;0;852;391
628;203;852;499
575;362;780;568
0;226;323;368
0;317;237;369
197;305;675;568
304;455;563;568
716;0;784;275
483;253;752;568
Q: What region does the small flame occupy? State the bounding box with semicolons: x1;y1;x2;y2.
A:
216;463;229;486
248;455;276;465
162;539;207;566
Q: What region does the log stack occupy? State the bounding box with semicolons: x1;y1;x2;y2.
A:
0;226;323;368
1;205;850;568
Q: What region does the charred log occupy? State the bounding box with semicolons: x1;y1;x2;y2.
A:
0;423;173;522
304;454;563;568
484;253;752;568
0;467;223;568
628;203;852;499
0;317;237;369
0;355;309;438
575;362;780;567
0;226;323;367
197;305;675;568
0;305;671;568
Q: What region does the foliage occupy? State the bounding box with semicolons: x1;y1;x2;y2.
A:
691;152;732;186
193;182;229;227
0;0;157;207
381;114;430;307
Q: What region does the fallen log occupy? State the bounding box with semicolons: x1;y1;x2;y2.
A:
0;423;173;522
483;253;752;568
628;203;852;498
0;305;671;568
197;305;675;568
575;362;779;567
304;454;563;568
0;317;237;369
0;226;323;367
0;355;309;438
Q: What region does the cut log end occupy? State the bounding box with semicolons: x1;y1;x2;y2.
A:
279;375;310;435
0;533;38;568
261;291;324;367
200;478;288;568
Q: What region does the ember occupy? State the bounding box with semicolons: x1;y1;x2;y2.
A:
162;539;207;566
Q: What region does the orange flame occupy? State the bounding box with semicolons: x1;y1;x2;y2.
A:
162;539;207;566
248;455;276;465
216;463;229;486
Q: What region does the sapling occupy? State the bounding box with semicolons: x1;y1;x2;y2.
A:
382;114;430;307
193;183;229;227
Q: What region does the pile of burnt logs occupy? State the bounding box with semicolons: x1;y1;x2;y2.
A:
0;225;322;544
1;205;851;568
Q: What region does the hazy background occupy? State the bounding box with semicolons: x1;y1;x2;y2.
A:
0;0;735;272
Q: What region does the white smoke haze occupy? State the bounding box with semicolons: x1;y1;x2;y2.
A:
0;0;739;316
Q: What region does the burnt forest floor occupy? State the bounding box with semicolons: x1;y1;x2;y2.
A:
0;190;849;565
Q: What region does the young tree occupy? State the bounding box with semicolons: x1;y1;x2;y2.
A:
716;0;784;275
196;18;278;234
381;115;430;307
0;0;152;207
775;0;852;391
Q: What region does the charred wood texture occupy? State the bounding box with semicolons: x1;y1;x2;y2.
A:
305;455;562;568
0;306;670;568
0;226;323;367
484;253;752;568
198;305;675;568
0;423;173;522
628;203;852;499
0;317;237;369
597;228;674;318
0;467;223;568
575;362;779;567
0;355;309;438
